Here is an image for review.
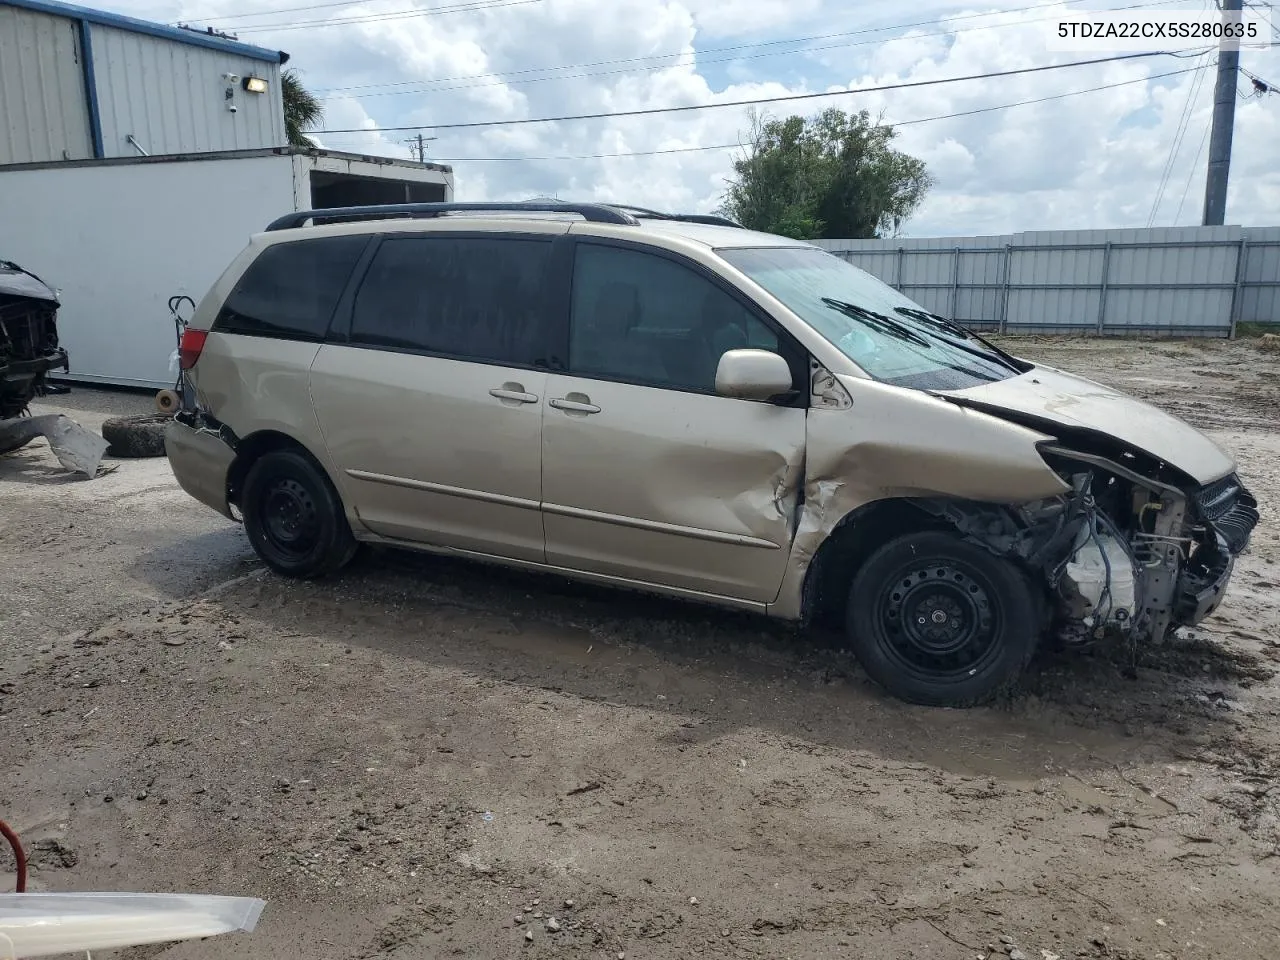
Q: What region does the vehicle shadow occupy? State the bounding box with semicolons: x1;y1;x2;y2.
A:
159;541;1265;781
0;442;92;485
126;526;257;598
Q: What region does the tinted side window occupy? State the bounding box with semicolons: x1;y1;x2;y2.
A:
350;235;553;367
214;236;367;340
570;243;779;392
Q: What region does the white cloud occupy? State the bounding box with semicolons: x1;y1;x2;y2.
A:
116;0;1280;235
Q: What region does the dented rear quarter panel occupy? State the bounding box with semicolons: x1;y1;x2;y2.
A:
769;375;1072;619
188;333;345;507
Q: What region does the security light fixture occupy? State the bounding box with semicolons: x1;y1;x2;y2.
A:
242;76;268;94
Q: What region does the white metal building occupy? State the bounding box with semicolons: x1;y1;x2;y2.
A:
0;0;454;388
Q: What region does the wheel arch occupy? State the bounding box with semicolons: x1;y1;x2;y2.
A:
799;494;1055;628
800;497;958;628
227;429;336;511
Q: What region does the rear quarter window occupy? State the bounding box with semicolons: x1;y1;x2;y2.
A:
213;235;368;340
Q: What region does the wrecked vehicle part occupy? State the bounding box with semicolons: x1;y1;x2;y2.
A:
794;418;1257;658
166;410;240;519
0;261;68;420
944;442;1256;650
1038;444;1257;644
0;414;108;478
936;364;1236;486
774;374;1071;623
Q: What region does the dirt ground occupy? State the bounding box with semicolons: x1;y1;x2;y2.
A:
3;336;1279;960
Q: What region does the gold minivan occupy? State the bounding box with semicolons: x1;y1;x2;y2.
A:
165;202;1259;706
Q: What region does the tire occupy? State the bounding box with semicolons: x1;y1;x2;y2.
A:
102;413;172;458
241;448;357;579
845;531;1039;707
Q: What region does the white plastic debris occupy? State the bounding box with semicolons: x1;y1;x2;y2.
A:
0;892;264;958
0;414;108;478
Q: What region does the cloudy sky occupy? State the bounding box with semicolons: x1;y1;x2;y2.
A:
119;0;1279;236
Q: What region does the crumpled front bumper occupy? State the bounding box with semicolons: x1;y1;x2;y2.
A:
164;416;236;520
1175;543;1236;627
1174;477;1259;628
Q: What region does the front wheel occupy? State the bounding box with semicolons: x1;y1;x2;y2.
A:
241;448;357;578
845;531;1039;707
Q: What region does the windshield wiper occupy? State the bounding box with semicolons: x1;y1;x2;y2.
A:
894;307;1025;373
821;298;932;348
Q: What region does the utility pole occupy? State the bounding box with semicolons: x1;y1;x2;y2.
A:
1202;0;1244;226
404;133;437;163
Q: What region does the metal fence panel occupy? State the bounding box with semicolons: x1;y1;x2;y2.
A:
1240;227;1280;327
816;225;1278;337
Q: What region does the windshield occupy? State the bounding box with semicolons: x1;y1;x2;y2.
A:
717;246;1027;390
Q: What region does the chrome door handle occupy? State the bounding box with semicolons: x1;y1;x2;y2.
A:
489;387;539;404
549;397;601;414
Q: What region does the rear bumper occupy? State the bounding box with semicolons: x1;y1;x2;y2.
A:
164;418;236;521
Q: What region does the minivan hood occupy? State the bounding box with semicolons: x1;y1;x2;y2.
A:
937;364;1235;486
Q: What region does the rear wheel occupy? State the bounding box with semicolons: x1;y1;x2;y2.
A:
241;448;356;578
845;531;1039;706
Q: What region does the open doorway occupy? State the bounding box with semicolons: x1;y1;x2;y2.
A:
309;171;447;208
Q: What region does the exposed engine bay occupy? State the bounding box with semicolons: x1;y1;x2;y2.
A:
0;259;68;420
921;437;1260;649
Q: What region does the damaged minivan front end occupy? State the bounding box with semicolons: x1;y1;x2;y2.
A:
723;241;1259;704
918;434;1259;653
925;359;1260;654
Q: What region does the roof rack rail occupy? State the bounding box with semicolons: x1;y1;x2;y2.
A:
264;201;641;232
606;205;742;228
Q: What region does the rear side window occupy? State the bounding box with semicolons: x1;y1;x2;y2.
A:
350;235;553;367
214;236;367;340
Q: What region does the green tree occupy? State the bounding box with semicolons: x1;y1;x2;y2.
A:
719;107;933;240
282;68;324;149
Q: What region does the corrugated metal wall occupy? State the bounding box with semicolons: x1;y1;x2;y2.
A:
0;5;93;165
90;25;284;159
816;226;1280;336
1241;227;1280;327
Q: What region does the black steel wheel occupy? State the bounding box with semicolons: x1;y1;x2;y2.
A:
241;448;357;578
846;531;1039;706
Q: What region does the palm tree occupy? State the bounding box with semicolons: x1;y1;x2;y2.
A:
282;68;323;148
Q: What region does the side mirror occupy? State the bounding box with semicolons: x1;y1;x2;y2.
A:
714;349;794;402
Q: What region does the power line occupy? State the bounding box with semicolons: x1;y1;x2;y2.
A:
232;0;540;32
1174;114;1213;223
316;0;1184;102
1148;50;1214;225
321;64;1200;161
1242;0;1280;37
314;52;1180;134
229;0;1174;38
182;0;537;24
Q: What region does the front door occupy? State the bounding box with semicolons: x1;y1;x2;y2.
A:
540;239;807;603
309;229;560;563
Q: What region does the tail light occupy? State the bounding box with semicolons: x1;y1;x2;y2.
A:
179;328;208;370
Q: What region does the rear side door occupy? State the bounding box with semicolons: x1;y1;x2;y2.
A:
309;228;561;563
539;239;808;604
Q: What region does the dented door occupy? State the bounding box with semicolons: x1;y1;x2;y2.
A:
540;375;805;603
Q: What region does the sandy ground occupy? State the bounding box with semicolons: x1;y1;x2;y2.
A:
2;337;1279;960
